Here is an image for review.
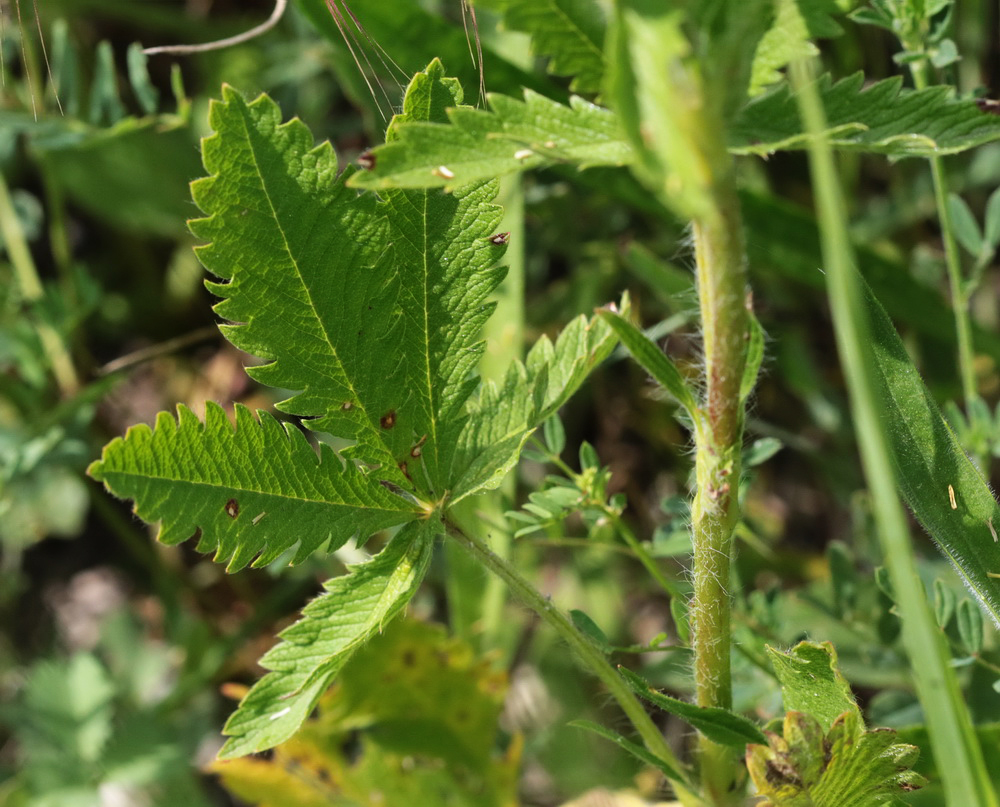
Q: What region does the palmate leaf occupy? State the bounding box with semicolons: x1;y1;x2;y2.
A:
91;61;625;757
351;75;1000;190
476;0;608;93
88;404;422;571
219;521;436;758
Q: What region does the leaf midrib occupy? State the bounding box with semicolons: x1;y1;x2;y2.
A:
237;101;387;454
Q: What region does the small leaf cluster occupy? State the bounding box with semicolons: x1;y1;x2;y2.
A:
850;0;958;68
507;415;622;540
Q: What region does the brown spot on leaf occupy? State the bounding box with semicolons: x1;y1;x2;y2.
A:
357;149;376;170
225;499;240;519
380;410;397;429
410;434;428;458
976;98;1000;115
489;231;510;246
398;461;411;481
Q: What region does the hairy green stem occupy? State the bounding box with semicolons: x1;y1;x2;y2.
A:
909;63;977;405
689;177;749;806
791;56;998;807
444;518;701;802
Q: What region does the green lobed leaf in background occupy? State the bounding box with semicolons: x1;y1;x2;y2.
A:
765;642;860;733
749;0;844;97
349;75;1000;191
473;0;608;93
746;710;926;806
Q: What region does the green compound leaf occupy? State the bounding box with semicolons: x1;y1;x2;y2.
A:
481;0;607;93
347;89;627;191
450;304;622;502
219;521;436;758
747;710;926;806
765;642;860;734
731;73;1000;158
88;404;422;571
865;283;1000;627
619;667;766;747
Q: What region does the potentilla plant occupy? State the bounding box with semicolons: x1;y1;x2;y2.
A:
91;0;1000;804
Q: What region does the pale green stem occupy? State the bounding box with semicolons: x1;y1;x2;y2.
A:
689;178;749;806
445;518;702;804
791;56;998;807
0;171;78;395
909;63;977;405
606;509;685;600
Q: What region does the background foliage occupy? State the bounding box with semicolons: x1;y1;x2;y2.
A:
4;0;1000;805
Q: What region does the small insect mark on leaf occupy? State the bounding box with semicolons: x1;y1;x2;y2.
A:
357;149;376;170
432;165;455;179
489;232;510;246
976;98;1000;115
989;517;998;543
380;410;397;429
252;512;266;526
269;707;292;721
398;460;412;481
514;148;534;160
225;499;240;519
342;401;354;411
543;140;557;149
949;484;957;510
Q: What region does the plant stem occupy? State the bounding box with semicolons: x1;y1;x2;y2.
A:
689;175;748;804
0;171;79;396
791;56;998;807
909;63;977;405
444;518;701;803
606;509;685;600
